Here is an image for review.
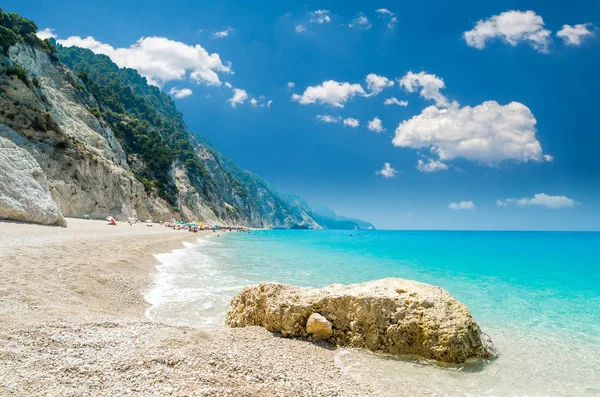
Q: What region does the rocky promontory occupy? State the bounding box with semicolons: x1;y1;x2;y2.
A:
226;278;496;364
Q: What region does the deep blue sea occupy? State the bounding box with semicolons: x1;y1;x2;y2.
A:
146;230;600;396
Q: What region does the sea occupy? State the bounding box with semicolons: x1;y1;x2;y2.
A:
145;230;600;396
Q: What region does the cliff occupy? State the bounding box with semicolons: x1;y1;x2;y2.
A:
0;9;321;228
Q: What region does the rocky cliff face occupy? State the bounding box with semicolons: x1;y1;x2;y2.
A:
0;125;65;226
0;31;321;228
0;43;156;223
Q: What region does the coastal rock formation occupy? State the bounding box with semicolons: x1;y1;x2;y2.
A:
226;278;496;364
0;127;66;226
0;11;323;228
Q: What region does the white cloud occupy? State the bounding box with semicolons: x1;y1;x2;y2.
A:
292;80;367;107
543;154;554;162
36;28;56;40
384;97;408;107
295;25;306;33
393;101;545;163
227;88;248;107
250;98;258;107
168;87;193;99
557;23;594;46
463;10;551;53
267;100;273;108
375;8;397;29
399;71;449;107
375;8;394;16
497;193;578;209
350;13;372;30
57;35;232;86
316;115;341;123
287;82;295;88
310;10;331;24
224;82;232;88
367;117;385;133
449;201;475;210
343;118;359;128
417;157;448;172
376;162;397;178
213;28;233;39
366;74;394;95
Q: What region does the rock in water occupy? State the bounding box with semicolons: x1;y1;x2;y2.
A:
226;278;496;364
306;313;333;340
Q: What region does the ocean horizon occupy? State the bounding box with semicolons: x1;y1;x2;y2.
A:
146;229;600;396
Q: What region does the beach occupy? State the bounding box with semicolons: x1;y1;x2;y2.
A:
0;219;374;396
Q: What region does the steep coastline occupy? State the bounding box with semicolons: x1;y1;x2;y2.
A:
0;8;321;228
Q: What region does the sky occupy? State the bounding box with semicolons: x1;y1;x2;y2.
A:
7;0;600;230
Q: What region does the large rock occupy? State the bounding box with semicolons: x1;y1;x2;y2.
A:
226;278;496;364
0;130;66;226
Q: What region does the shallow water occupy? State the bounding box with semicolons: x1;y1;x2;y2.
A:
145;230;600;396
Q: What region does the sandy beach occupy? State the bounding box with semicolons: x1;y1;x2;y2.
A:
0;219;373;396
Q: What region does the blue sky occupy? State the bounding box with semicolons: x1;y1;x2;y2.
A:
8;0;600;230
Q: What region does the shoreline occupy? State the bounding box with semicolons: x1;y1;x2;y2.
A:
0;218;375;396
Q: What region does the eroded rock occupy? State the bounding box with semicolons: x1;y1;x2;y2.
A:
226;278;496;364
0;129;66;226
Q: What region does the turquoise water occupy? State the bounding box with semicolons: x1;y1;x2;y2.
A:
146;230;600;396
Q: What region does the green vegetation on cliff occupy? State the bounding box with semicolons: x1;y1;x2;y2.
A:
55;43;312;226
0;8;55;55
56;45;215;204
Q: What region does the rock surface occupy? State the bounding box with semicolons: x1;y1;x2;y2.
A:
226;278;496;364
0;127;66;226
306;313;333;340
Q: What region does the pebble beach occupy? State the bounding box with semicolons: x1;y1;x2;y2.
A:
0;219;375;396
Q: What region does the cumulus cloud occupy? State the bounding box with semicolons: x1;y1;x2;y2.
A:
376;162;397;178
343;118;360;128
384;97;408;107
224;82;232;88
292;80;367;107
267;100;273;108
366;74;394;95
398;71;449;107
250;98;258;107
557;23;594;46
497;193;578;209
349;13;372;30
57;35;232;86
36;28;56;40
316;115;341;123
393;101;547;163
227;88;248;107
287;82;295;88
213;28;233;39
310;10;331;24
367;117;385;133
463;10;551;53
449;201;475;210
375;8;397;29
168;87;193;99
295;25;306;33
417;157;448;172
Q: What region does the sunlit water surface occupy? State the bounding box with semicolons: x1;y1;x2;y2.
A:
145;230;600;396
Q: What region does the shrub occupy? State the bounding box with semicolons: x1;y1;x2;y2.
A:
6;65;31;87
